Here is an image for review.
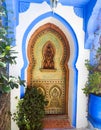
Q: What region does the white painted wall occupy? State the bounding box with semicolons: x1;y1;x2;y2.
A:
10;2;90;129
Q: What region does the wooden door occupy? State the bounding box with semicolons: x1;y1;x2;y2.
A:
27;23;70;115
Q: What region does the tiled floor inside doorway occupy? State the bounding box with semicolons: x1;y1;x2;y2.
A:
43;115;71;129
44;128;89;130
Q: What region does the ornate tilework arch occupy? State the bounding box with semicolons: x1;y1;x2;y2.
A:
27;23;70;115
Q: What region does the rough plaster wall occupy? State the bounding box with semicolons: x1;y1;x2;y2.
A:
10;2;89;129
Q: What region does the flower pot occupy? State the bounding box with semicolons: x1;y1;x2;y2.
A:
88;93;101;129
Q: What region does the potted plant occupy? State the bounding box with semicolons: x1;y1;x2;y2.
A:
12;87;48;130
82;46;101;129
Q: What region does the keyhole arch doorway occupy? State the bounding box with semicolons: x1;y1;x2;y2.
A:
27;23;70;115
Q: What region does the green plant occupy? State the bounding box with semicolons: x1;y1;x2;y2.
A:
82;47;101;96
12;87;48;130
0;0;25;94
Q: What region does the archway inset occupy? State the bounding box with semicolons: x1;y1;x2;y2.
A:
27;23;70;115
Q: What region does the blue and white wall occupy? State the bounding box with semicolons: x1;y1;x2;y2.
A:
5;0;98;130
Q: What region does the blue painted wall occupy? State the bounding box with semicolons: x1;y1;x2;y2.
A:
84;0;97;48
5;0;97;48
